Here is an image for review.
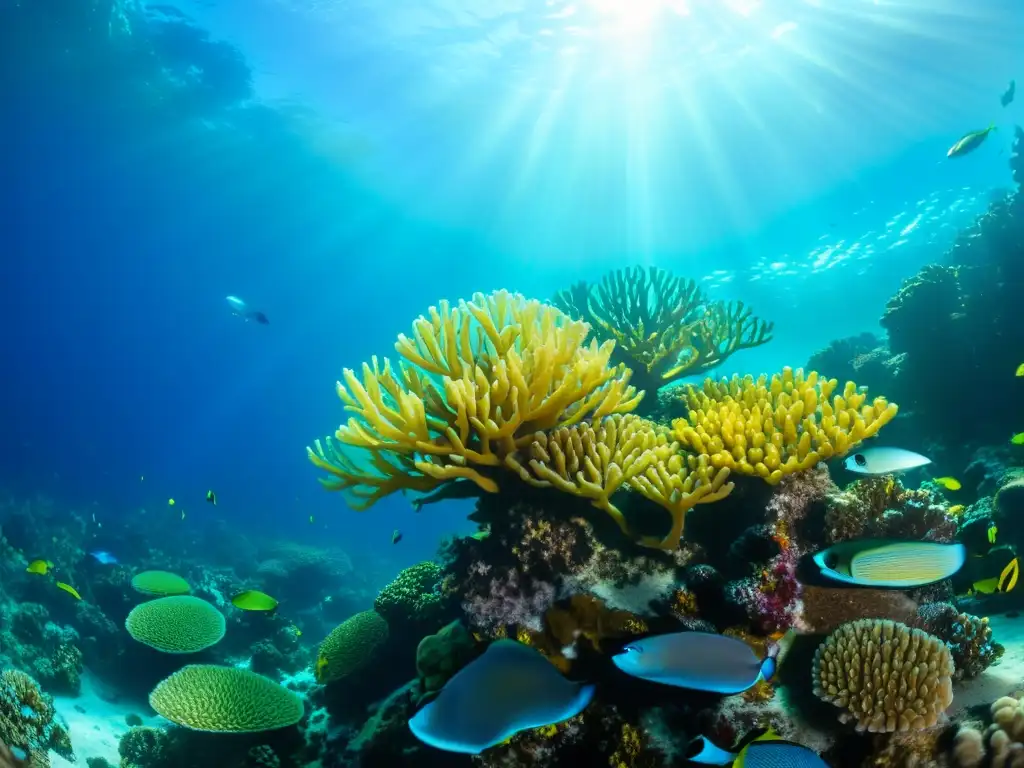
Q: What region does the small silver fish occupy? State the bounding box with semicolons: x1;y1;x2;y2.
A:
843;447;931;475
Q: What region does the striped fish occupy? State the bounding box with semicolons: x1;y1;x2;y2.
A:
814;540;966;588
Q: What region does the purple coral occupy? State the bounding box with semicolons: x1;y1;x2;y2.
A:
462;569;556;633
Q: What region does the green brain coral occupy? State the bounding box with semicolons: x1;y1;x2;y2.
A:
131;570;191;596
149;665;304;733
125;596;226;653
373;561;445;625
315;609;389;684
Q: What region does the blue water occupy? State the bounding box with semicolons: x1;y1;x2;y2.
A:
2;0;1021;584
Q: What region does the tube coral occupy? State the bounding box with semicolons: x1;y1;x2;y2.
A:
308;290;642;507
672;367;898;485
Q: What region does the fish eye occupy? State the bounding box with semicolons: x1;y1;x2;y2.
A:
854;454;867;467
623;645;642;654
824;553;839;569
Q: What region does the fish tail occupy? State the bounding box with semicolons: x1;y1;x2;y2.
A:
763;628;798;682
685;736;737;766
571;683;597;715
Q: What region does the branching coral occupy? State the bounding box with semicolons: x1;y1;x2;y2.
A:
914;603;1003;681
552;266;772;396
507;413;734;549
308;290;642;508
673;367;898;485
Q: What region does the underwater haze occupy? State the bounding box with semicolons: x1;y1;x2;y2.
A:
2;1;1024;766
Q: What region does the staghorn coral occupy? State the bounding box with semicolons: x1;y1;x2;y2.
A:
0;669;74;768
506;413;734;549
812;619;953;733
315;609;389;684
308;289;642;508
673;367;898;485
552;266;773;399
148;665;304;733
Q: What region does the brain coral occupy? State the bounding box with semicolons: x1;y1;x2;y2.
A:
812;619;953;733
316;609;389;684
149;665;304;733
125;596;226;653
130;570;191;596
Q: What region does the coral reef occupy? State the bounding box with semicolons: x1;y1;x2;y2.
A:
823;475;956;543
308;289;642;505
913;603;1003;681
552;266;773;402
673;367;898;484
0;669;74;768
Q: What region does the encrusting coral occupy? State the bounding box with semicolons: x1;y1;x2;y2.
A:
673;367;899;485
812;619;954;733
552;266;773;399
308;289;642;505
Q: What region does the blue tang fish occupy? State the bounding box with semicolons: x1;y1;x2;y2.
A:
612;630;790;694
688;729;829;767
813;539;965;588
408;639;594;754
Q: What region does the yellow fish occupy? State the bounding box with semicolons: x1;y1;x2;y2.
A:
1016;362;1024;376
231;590;279;611
206;490;217;505
948;505;965;517
168;498;175;506
934;477;961;491
315;655;329;683
989;524;999;545
1012;432;1024;446
56;582;82;600
964;558;1019;596
26;559;51;575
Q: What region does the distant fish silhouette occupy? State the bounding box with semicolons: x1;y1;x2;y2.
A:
1002;79;1015;107
226;296;269;325
90;550;119;565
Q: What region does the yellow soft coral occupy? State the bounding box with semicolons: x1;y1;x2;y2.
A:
672;367;898;485
308;291;643;507
506;414;733;549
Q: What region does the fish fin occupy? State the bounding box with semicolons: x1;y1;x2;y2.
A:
685;736;738;766
761;628;797;682
1001;558;1019;592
